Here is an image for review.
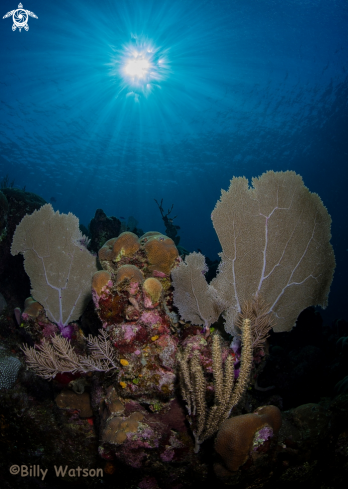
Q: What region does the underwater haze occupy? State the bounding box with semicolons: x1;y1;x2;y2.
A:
1;0;347;322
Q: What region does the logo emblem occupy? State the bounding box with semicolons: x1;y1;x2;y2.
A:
3;3;38;32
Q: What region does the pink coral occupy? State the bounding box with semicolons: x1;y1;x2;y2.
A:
42;323;59;338
141;311;161;326
121;324;138;341
152;270;167;278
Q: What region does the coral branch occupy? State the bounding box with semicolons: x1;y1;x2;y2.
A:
21;330;118;380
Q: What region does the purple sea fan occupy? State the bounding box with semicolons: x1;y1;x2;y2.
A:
11;204;98;333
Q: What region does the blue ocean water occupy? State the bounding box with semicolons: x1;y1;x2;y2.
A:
0;0;347;322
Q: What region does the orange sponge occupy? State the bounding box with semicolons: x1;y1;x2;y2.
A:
214;405;281;472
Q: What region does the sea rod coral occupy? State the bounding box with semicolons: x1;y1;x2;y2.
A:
178;323;253;453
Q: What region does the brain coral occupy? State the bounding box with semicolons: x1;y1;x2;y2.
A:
141;232;178;275
115;265;144;288
214;405;282;472
99;232;140;263
92;271;112;296
0;352;21;390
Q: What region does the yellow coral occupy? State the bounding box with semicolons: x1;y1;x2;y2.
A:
151;335;159;342
119;381;127;388
143;277;163;303
142;232;178;275
92;270;112;296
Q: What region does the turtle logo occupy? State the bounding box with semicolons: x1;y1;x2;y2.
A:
3;3;38;32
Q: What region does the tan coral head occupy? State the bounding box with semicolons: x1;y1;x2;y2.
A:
214;405;282;472
143;277;163;307
115;265;144;292
92;271;112;296
141;232;179;275
99;232;140;263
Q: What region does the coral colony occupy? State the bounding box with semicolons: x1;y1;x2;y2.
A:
6;171;335;479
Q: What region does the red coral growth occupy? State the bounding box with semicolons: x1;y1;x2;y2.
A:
98;293;127;324
134;325;150;344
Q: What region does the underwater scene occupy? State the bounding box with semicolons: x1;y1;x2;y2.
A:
0;0;348;488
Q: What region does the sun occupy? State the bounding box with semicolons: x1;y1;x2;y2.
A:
113;37;169;100
121;44;155;87
124;55;150;79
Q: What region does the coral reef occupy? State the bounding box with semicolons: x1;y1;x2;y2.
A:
0;171;344;489
19;225;193;474
86;230;197;471
94;230;180;401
